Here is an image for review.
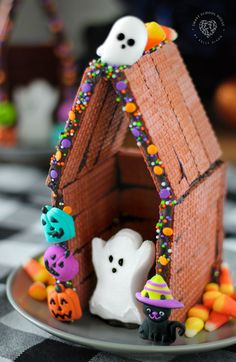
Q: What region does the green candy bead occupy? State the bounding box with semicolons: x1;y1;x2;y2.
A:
0;102;16;126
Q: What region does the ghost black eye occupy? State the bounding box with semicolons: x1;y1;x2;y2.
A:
118;258;123;266
109;255;113;263
127;38;135;46
42;219;46;226
50;217;58;223
117;33;125;41
58;261;64;268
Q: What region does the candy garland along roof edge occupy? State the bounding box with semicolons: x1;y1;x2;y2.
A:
48;40;176;279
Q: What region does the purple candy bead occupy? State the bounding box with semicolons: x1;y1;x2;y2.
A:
61;138;71;148
44;245;79;282
82;83;92;93
159;188;170;199
50;169;58;179
116;81;127;91
131;128;140;137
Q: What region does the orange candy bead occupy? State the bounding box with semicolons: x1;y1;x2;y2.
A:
163;227;173;236
125;102;136;113
55;150;62;161
147;144;158;154
68;110;76;121
158;255;169;266
63;206;72;214
153;166;163;175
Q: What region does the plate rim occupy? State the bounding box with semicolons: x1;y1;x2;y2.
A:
6;265;236;355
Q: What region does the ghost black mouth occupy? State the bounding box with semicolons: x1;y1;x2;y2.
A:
52;310;72;320
47;228;64;239
44;260;60;277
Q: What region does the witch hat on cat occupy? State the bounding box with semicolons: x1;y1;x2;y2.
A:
136;274;183;309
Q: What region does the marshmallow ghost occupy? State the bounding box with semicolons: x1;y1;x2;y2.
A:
89;229;155;325
96;16;148;66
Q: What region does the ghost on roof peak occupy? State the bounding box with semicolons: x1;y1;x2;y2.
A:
96;16;148;67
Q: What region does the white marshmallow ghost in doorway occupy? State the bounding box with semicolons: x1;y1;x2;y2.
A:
89;228;155;325
96;16;148;66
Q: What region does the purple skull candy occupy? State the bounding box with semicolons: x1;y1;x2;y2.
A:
44;245;79;282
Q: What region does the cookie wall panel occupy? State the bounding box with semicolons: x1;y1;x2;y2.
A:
153;44;210;175
68;190;119;250
118;148;157;188
120;188;159;220
167;42;222;164
63;156;117;216
170;163;225;321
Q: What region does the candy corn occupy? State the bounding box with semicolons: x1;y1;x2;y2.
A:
205;283;219;292
219;263;234;295
24;259;49;283
161;25;178;41
213;294;236;317
185;317;204;338
203;291;222;308
205;310;229;332
145;22;166;51
230;291;236;301
188;304;209;322
28;282;47;301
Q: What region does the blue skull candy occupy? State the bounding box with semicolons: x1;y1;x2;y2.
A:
41;205;75;243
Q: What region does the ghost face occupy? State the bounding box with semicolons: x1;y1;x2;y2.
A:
41;205;75;243
107;253;124;274
96;16;148;66
143;304;171;322
44;245;79;282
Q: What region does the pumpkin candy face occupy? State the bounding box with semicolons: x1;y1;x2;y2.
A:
48;284;82;322
41;205;75;243
44;245;79;282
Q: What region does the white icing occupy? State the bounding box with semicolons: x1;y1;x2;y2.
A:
89;228;155;324
96;16;147;66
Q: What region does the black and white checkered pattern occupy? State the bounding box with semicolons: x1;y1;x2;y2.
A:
0;164;236;362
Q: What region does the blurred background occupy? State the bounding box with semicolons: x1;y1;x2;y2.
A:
0;0;235;270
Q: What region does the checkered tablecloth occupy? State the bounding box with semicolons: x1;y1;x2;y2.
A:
0;164;236;362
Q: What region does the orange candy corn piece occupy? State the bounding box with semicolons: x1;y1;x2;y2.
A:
24;259;49;283
203;291;222;308
205;282;219;292
161;25;178;41
205;310;229;332
230;291;236;301
219;263;234;295
213;294;236;317
145;22;166;51
185;317;204;338
188;304;209;322
28;281;47;301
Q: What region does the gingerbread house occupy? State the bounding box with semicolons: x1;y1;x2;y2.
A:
47;41;225;321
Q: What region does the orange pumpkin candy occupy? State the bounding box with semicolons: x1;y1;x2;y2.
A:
47;284;82;322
